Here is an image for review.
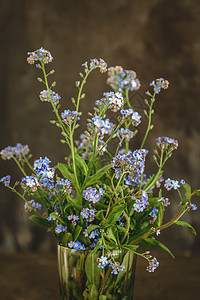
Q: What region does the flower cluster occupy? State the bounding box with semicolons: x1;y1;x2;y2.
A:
98;91;124;112
91;116;114;136
68;241;86;252
81;208;96;222
116;128;134;142
146;257;159;272
133;191;149;212
83;187;105;204
39;90;61;106
61;110;80;125
112;149;148;186
107;66;141;92
82;58;107;73
97;256;125;275
164;178;180;191
156;136;178;150
55;224;67;234
0;143;30;160
0;175;11;186
27;47;53;65
121;109;142;126
24;200;41;212
150;78;169;94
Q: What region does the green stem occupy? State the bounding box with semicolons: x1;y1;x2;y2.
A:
69;124;80;193
22;153;36;174
13;157;27;176
156;206;185;231
125;89;132;109
8;186;41;217
130;206;185;246
144;148;164;192
120;212;130;244
41;62;70;147
72;67;95;133
140;91;156;149
98;268;111;295
96;121;126;157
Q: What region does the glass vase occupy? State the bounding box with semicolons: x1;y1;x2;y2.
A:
57;244;137;300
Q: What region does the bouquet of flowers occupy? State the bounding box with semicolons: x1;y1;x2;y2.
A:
1;48;199;299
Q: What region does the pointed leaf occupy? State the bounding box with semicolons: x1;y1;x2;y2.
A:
94;210;105;221
144;237;175;258
99;296;107;300
86;164;112;186
87;224;100;234
29;215;53;228
91;240;102;254
192;189;200;196
183;183;192;200
75;153;88;175
61;232;73;247
74;225;82;241
121;245;139;252
56;163;76;187
175;221;196;235
107;227;119;244
106;204;125;225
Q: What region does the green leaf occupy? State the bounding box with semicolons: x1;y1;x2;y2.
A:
61;232;72;247
74;225;82;241
121;245;139;252
140;221;149;230
91;240;102;254
106;204;125;225
107;227;119;244
94;210;105;221
144;171;163;191
144;237;175;258
56;163;76;187
193;189;200;196
156;205;164;227
85;252;101;286
75;153;88;175
29;215;52;228
99;296;107;300
67;195;82;210
183;183;192;200
50;212;66;225
86;224;100;234
88;284;98;299
86;164;112;186
175;221;196;235
115;251;136;285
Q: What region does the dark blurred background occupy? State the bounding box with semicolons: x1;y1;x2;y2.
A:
0;0;200;255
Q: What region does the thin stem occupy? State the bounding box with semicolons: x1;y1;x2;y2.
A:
72;67;95;133
144;147;164;192
96;121;126;157
140;91;156;149
69;123;80;192
120;212;130;244
156;206;185;231
125;89;132;109
98;268;111;295
13;157;27;176
130;205;185;245
8;186;41;217
22;153;36;174
41;62;71;148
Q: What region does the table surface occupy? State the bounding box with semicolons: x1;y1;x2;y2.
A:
0;252;200;300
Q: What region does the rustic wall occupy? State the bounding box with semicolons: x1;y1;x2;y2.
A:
0;0;200;253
